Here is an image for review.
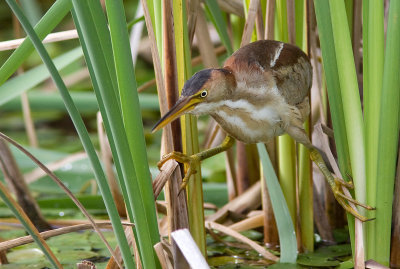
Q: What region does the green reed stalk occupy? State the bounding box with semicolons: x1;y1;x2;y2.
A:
71;9;135;226
344;0;354;40
374;1;400;265
72;1;160;267
153;0;162;57
275;0;297;226
329;0;366;212
293;1;313;252
363;0;384;259
313;1;352;189
313;0;355;250
258;144;297;263
329;2;367;261
275;0;288;42
173;0;207;255
298;121;313;252
294;0;304;48
5;1;135;268
104;0;160;250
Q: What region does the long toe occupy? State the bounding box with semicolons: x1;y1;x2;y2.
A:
335;191;375;210
333;190;374;222
157;151;191;170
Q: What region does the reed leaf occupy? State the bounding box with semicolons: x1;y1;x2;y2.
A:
313;0;355;250
328;1;366;264
71;6;134;226
204;0;233;55
2;91;159;114
104;0;160;253
71;1;160;267
4;0;133;268
0;47;83;106
374;1;400;265
72;11;137;233
257;143;297;263
19;0;41;24
0;0;72;85
329;0;366;211
364;0;384;259
173;0;206;255
313;1;351;184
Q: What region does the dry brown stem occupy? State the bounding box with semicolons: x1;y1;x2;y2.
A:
0;140;51;231
207;181;261;223
206;221;278;262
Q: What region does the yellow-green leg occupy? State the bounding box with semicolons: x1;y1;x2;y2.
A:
158;136;235;190
309;148;374;222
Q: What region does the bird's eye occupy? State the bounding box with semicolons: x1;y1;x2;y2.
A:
200;90;208;98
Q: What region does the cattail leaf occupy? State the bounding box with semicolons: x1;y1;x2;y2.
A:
204;0;233;55
374;0;400;265
257;143;297;263
0;47;83;106
0;0;72;85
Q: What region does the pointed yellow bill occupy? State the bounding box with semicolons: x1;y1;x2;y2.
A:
152;96;201;133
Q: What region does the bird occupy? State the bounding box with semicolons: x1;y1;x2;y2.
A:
152;40;372;221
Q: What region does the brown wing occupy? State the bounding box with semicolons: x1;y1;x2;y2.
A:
224;40;312;106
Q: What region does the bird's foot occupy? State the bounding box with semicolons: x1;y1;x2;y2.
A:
158;151;200;193
331;177;375;222
309;148;374;222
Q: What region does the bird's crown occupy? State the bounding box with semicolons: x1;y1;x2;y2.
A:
181;69;213;97
181;68;234;97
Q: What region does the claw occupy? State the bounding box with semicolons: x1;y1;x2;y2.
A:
334;194;369;222
309;148;375;222
157;151;190;170
332;178;375;221
157;151;200;193
179;165;196;192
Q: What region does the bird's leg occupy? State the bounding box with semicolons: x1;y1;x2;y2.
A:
158;135;235;190
309;148;374;221
286;125;374;221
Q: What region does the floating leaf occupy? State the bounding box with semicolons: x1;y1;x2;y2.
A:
297;253;341;267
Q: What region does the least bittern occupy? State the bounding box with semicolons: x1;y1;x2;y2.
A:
153;40;372;221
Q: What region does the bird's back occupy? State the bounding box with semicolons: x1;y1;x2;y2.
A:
224;40;312;106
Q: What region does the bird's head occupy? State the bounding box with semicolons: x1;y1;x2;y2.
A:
152;68;236;133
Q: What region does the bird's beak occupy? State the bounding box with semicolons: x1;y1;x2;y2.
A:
152;96;200;133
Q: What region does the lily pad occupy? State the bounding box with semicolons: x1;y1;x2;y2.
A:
268;263;303;269
297;253;341;267
208;256;245;267
0;263;49;269
314;244;351;257
296;244;351;267
57;249;98;264
336;260;354;269
7;248;45;264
